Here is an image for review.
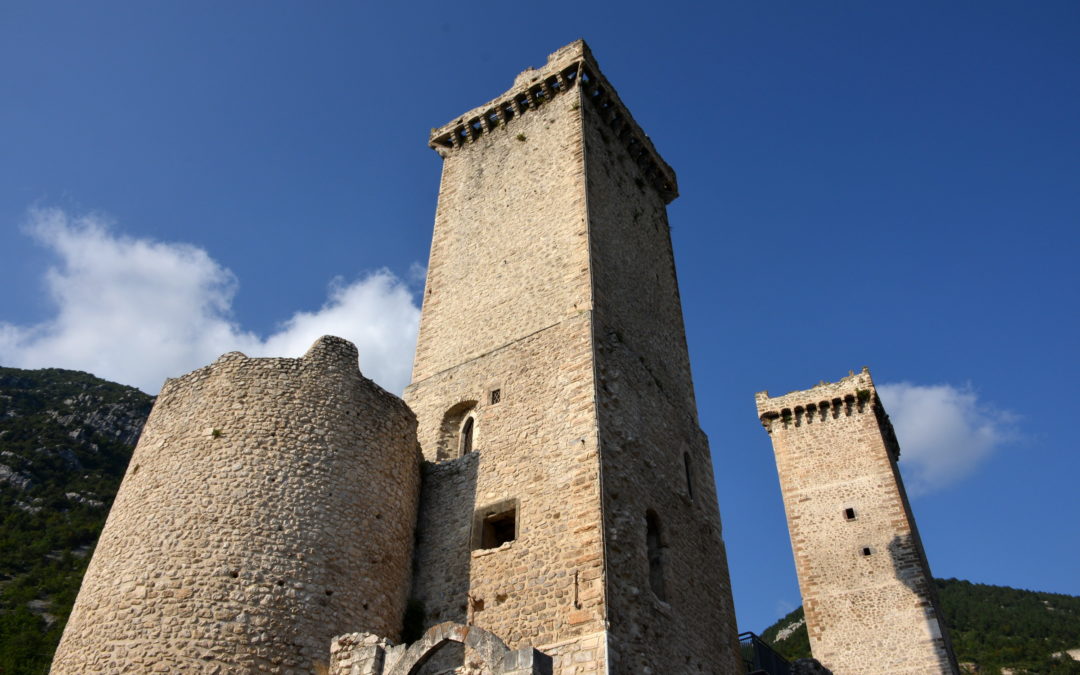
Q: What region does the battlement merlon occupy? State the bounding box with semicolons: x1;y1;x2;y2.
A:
427;39;679;203
755;367;900;458
754;366;875;414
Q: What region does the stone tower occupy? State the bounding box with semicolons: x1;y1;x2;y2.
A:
52;337;421;673
403;41;741;673
755;368;959;675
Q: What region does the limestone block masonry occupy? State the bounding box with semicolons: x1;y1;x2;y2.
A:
405;40;741;673
51;336;421;674
755;368;960;675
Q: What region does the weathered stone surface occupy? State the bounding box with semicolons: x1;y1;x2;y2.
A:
52;336;420;674
756;368;960;675
329;624;552;675
52;40;747;675
406;40;740;674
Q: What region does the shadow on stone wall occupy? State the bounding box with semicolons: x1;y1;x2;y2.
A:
887;533;925;596
408;452;479;673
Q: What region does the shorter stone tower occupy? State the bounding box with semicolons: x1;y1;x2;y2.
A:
52;336;420;674
755;368;958;675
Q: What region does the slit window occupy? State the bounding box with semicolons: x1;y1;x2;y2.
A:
490;388;501;405
683;452;694;501
646;510;667;601
473;499;518;550
844;507;856;521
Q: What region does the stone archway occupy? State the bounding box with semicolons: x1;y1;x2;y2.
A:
388;622;507;675
329;622;550;675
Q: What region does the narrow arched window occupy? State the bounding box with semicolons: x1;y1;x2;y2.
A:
683;452;694;501
460;417;474;456
646;510;666;601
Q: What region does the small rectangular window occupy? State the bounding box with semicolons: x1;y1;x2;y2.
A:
490;388;501;405
844;507;856;521
861;547;873;557
473;499;518;550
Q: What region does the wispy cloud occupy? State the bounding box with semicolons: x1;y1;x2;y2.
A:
0;208;420;394
878;381;1018;495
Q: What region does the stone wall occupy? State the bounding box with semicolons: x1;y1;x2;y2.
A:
406;40;739;674
52;336;421;674
406;42;609;675
579;60;742;672
406;316;607;675
412;43;592;384
756;368;959;675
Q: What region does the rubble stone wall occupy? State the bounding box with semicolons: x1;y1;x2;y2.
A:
405;316;606;675
52;336;420;674
756;368;959;675
580;76;742;672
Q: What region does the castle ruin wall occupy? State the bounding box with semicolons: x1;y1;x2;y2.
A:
52;336;421;674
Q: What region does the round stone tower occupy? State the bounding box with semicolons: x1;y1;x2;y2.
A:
52;336;420;674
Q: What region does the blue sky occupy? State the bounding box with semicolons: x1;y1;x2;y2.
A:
2;2;1077;634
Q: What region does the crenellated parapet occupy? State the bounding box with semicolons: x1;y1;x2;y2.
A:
428;39;678;203
755;367;900;459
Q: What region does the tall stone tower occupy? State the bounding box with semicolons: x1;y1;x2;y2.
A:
403;41;741;673
755;368;959;675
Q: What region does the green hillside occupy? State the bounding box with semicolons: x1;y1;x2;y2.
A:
3;365;1079;675
761;578;1080;674
0;367;151;675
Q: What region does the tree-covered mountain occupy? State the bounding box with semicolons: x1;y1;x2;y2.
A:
761;578;1080;674
0;367;151;675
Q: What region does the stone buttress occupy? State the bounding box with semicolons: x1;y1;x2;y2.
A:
51;336;420;674
756;368;960;675
404;40;742;674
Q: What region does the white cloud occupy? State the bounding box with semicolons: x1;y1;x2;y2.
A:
0;208;420;394
878;381;1018;495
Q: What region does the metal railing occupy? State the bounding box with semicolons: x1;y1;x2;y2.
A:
738;631;791;675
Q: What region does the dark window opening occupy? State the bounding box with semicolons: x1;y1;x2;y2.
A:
844;507;856;521
683;452;694;501
460;417;474;455
474;500;518;550
861;547;873;557
490;388;501;405
646;510;667;601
